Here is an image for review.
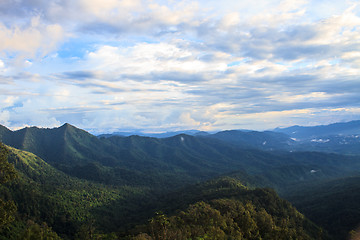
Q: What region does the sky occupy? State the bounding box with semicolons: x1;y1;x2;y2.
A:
1;0;360;134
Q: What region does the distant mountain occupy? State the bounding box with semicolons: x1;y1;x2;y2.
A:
204;130;294;151
274;120;360;140
96;121;360;155
98;129;208;138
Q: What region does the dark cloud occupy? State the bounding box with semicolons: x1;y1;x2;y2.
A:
62;71;98;80
274;44;332;60
78;22;126;35
122;72;208;83
0;0;41;19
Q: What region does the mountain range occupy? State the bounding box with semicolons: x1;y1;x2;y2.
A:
1;120;360;239
98;120;360;154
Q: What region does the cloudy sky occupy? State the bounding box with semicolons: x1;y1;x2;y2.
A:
1;0;360;134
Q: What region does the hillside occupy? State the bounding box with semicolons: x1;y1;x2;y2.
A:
285;176;360;240
0;145;150;239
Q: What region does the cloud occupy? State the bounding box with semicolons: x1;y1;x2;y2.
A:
0;16;65;66
1;0;360;132
81;42;228;83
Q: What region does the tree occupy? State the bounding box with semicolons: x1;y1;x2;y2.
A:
149;212;170;240
0;143;17;229
20;220;62;240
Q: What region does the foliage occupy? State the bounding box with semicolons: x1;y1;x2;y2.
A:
285;176;360;240
0;145;149;238
20;220;62;240
131;178;324;240
0;143;17;230
0;143;17;184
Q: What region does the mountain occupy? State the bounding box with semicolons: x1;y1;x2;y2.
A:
2;122;360;239
199;122;360;155
274;120;360;140
204;130;294;150
2;123;360;191
98;129;207;138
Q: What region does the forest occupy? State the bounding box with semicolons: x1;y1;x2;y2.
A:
1;121;360;239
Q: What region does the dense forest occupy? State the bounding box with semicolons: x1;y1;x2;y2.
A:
1;122;360;239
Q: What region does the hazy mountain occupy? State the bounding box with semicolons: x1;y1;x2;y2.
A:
204;130;294;151
196;121;360;155
274;120;360;140
98;129;207;138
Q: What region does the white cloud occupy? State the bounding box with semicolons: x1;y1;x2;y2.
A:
0;16;65;66
85;42;228;78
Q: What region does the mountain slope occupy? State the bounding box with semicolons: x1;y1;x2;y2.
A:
0;145;148;239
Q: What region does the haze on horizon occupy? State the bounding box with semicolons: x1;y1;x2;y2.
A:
1;0;360;134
